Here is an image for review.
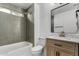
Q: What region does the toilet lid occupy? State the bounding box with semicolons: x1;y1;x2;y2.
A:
32;45;43;51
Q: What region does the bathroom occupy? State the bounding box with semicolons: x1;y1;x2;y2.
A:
0;3;79;56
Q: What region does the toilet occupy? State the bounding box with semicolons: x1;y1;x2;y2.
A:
32;45;43;56
32;37;46;56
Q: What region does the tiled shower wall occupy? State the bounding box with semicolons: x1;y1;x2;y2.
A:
0;4;27;46
24;4;34;45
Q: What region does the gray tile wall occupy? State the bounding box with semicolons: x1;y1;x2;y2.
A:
0;4;26;46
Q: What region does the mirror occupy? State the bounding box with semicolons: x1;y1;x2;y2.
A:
51;4;79;33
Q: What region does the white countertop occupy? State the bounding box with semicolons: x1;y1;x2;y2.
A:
47;36;79;43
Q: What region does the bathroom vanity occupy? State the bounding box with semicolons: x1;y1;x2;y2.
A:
48;3;79;56
46;36;79;56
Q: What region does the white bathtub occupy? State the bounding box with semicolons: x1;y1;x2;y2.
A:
0;41;32;56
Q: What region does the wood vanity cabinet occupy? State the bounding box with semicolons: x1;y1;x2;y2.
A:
46;38;79;56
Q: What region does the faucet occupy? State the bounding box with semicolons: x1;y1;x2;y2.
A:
59;31;65;37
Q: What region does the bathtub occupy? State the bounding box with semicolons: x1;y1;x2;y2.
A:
0;41;32;56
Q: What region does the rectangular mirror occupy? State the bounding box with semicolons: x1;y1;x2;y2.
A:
51;3;78;33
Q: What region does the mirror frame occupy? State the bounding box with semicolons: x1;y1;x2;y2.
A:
51;3;78;34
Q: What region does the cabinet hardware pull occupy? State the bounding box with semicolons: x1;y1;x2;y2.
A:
54;44;62;47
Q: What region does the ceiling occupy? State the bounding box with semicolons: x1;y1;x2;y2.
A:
11;3;68;10
11;3;32;9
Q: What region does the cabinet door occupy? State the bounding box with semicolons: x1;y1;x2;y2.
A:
54;47;74;56
47;46;55;56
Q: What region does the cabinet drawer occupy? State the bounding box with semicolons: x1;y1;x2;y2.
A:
54;47;75;56
46;39;76;51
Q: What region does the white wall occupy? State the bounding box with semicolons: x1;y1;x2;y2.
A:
39;3;55;38
34;3;54;46
34;4;40;46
